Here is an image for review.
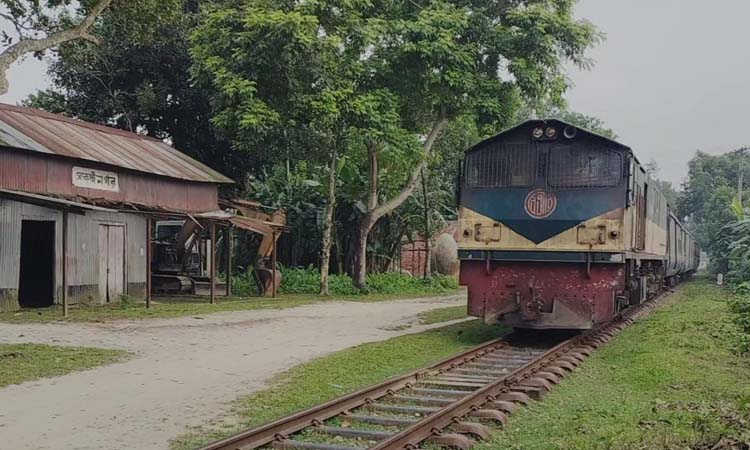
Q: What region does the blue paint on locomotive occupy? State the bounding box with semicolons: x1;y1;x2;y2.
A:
461;186;626;244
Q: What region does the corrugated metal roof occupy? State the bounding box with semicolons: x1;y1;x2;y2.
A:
0;188;117;212
0;103;233;184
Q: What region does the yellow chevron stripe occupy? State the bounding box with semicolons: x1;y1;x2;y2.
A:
457;206;626;252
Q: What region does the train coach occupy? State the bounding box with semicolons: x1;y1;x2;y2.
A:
457;119;699;329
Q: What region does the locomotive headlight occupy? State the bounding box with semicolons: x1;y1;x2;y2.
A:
545;127;557;138
532;127;544;139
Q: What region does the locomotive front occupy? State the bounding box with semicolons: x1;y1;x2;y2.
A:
457;120;631;329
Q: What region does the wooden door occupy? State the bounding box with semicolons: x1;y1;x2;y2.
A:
108;225;125;301
99;224;125;303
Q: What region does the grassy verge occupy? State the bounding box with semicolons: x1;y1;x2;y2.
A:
728;283;750;354
171;319;504;450
0;343;127;387
476;279;750;450
0;290;460;324
418;305;468;324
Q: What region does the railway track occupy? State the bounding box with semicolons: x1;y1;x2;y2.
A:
197;291;674;450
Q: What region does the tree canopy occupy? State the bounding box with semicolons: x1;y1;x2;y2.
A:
22;1;260;181
677;150;750;271
24;0;602;290
546;108;618;140
0;0;180;95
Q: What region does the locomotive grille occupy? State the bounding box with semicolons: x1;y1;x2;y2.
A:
465;143;539;188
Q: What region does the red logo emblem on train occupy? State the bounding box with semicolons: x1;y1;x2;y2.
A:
524;189;557;219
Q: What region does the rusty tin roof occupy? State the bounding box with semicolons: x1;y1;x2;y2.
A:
0;103;233;184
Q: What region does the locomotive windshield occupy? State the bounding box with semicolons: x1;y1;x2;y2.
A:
465;143;623;189
548;145;623;188
465;144;539;188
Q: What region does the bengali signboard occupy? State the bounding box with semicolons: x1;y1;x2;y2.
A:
72;166;120;192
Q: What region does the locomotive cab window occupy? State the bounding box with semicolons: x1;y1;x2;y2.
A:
548;145;623;189
465;144;538;188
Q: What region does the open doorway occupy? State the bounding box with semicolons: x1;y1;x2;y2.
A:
18;220;56;308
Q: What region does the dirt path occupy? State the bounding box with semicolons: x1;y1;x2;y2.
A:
0;294;466;450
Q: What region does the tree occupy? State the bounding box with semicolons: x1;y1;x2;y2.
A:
349;0;599;290
656;179;679;209
678;150;750;270
244;162;327;269
23;1;245;177
644;158;679;207
405;115;482;277
191;0;386;294
679;150;747;222
319;150;338;294
191;0;599;291
644;157;659;175
0;0;177;96
546;108;618;140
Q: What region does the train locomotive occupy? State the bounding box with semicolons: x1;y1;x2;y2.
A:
457;119;699;329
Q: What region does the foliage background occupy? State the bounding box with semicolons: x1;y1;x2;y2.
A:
26;0;600;283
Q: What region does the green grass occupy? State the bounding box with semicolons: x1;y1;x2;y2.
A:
475;280;750;450
171;319;506;450
0;290;459;324
418;305;468;324
0;343;128;387
173;279;750;450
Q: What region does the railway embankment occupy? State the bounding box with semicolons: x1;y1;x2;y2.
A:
476;278;750;449
174;279;749;450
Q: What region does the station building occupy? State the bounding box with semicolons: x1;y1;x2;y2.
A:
0;103;236;312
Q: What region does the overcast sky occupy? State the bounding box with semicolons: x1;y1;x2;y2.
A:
1;0;749;186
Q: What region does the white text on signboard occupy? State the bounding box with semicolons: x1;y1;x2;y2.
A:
72;166;120;192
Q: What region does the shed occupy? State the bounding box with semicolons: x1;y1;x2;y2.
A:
0;103;237;312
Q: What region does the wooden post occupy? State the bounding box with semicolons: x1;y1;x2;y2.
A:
271;229;277;298
225;225;232;297
146;217;152;309
62;210;68;317
210;222;216;304
197;232;204;276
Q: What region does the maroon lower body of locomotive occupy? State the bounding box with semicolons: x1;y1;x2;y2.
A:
460;260;627;329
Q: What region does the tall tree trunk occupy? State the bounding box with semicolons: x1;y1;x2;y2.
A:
353;215;374;291
319;149;338;296
353;116;448;290
334;230;344;275
421;167;431;279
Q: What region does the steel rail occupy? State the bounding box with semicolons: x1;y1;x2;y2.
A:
369;289;674;450
197;289;674;450
368;337;581;450
196;337;510;450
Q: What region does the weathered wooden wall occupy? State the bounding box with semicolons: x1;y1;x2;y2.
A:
0;148;220;213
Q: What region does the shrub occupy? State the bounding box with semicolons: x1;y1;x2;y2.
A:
366;272;458;295
729;296;750;332
729;288;750;355
231;266;458;297
232;269;259;297
279;267;359;295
